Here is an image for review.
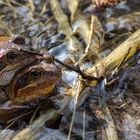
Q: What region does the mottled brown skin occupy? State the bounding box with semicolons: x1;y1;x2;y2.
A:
0;35;61;105
6;57;62;104
0;35;40;86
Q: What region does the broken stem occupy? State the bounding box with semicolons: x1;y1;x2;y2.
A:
54;58;99;81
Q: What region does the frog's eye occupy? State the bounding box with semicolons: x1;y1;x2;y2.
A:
7;51;19;62
30;69;42;78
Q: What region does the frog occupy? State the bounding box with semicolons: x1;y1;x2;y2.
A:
0;54;62;105
0;35;41;86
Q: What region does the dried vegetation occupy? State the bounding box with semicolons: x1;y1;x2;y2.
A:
0;0;140;140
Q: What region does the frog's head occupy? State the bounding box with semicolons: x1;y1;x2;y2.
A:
0;35;40;86
7;55;61;104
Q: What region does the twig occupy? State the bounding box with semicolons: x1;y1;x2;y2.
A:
8;110;34;124
54;58;99;81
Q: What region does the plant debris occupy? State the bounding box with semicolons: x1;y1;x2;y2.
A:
0;0;140;140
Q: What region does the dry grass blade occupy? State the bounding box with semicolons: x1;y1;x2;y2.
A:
85;15;104;57
8;111;34;124
82;110;86;140
50;0;72;35
77;15;104;62
50;0;82;53
65;0;79;22
28;0;35;12
67;82;82;140
29;105;40;124
102;105;119;140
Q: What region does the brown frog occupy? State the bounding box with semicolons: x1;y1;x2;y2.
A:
0;54;62;105
0;35;40;86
